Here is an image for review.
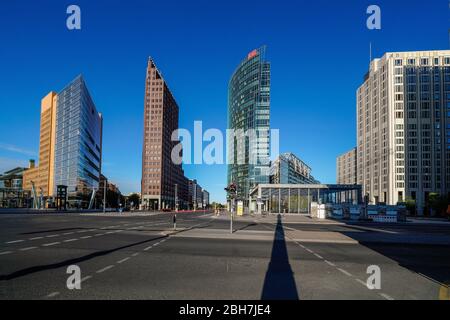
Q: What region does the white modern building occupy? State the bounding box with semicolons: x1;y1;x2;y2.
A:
357;50;450;214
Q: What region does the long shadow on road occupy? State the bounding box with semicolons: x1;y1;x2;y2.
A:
261;214;299;300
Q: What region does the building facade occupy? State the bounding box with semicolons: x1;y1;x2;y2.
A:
53;76;103;202
141;58;188;210
270;152;318;185
227;47;271;203
23;92;58;197
202;189;210;209
23;76;103;207
357;50;450;213
188;179;203;210
336;147;357;185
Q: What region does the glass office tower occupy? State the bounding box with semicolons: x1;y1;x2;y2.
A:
53;75;103;201
227;47;271;203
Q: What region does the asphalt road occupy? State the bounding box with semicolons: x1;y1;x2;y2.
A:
0;211;449;300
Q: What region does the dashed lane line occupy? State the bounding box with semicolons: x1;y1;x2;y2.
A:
46;292;60;298
379;293;395;300
63;239;78;243
337;268;353;277
19;246;37;251
96;265;114;273
117;257;130;264
42;242;60;247
5;240;24;244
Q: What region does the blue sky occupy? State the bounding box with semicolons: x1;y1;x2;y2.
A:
0;0;449;202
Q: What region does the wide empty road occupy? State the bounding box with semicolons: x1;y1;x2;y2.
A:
0;211;449;300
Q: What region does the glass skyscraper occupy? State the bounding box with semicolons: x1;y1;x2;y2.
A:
53;75;103;199
227;47;271;203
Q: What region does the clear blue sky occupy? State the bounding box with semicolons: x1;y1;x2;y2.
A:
0;0;449;202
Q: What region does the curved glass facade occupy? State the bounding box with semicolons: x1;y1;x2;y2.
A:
227;47;271;202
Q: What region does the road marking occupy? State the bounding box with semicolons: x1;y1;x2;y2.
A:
29;237;44;240
131;252;140;257
94;233;103;237
46;234;60;238
117;257;130;264
314;253;323;259
305;248;313;253
144;246;153;251
62;232;74;235
42;242;60;247
63;238;78;243
81;275;92;282
337;268;352;277
324;260;336;267
96;265;114;273
46;292;60;298
0;251;12;255
80;236;92;239
356;278;367;287
379;293;394;300
105;231;115;234
6;240;24;244
20;246;37;251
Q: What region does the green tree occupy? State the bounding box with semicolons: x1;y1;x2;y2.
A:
128;193;140;208
427;193;449;217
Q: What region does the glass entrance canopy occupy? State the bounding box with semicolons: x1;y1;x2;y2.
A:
249;184;362;215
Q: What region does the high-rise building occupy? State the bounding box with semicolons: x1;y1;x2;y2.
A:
141;58;188;210
23;92;58;196
357;50;450;213
227;47;271;203
337;148;357;185
270;152;318;184
53;76;103;199
23;76;103;206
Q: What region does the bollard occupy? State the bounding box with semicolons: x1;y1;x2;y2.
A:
173;213;177;230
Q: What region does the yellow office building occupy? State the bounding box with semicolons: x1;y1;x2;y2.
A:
23;92;57;197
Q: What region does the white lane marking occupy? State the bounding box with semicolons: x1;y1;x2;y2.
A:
29;237;44;240
356;278;367;287
93;233;103;237
324;260;336;267
46;234;60;238
20;246;37;251
117;257;130;264
153;243;159;246
131;252;140;257
337;268;352;277
379;293;394;300
63;238;78;243
6;240;24;244
0;251;12;255
81;275;92;282
46;292;60;298
305;248;313;253
105;231;115;234
80;236;92;239
96;265;114;273
62;232;75;235
42;242;60;247
144;246;153;251
314;253;324;259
